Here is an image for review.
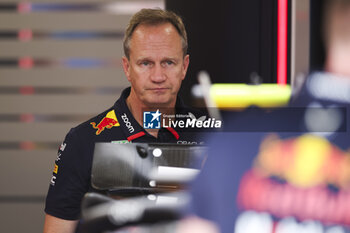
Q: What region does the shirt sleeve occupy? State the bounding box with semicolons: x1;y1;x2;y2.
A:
44;128;90;220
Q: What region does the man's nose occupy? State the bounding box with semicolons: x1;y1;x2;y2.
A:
150;64;166;83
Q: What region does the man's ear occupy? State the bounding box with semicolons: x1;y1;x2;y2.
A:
182;54;190;80
122;56;131;81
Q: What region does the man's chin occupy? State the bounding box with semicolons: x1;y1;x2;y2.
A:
144;98;173;108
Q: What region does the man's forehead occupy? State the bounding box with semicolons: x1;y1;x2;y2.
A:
132;22;179;40
130;46;182;60
128;23;183;59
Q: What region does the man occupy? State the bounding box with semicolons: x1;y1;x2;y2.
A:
43;8;198;233
188;0;350;232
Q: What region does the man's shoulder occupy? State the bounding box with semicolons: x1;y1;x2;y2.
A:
69;106;120;137
70;88;130;134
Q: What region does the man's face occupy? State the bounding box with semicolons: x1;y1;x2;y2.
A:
122;23;189;108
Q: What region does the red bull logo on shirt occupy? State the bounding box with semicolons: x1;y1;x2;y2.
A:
90;110;120;135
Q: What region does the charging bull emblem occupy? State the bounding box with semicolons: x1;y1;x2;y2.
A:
91;110;120;135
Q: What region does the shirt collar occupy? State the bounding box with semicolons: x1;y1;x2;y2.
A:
113;87;182;141
113;88;146;141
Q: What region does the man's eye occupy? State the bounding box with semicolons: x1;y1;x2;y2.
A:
141;61;150;66
164;61;174;65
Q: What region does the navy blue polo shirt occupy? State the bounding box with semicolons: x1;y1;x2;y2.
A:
45;87;204;220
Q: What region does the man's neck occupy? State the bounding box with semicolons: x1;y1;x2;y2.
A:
126;90;176;138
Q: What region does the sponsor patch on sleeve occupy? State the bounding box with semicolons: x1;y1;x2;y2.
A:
53;164;58;174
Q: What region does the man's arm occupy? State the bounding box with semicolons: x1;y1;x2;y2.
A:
43;214;78;233
44;130;88;232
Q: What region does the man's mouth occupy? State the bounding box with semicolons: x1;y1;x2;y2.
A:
148;88;169;91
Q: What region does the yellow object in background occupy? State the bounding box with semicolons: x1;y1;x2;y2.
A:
210;84;291;108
